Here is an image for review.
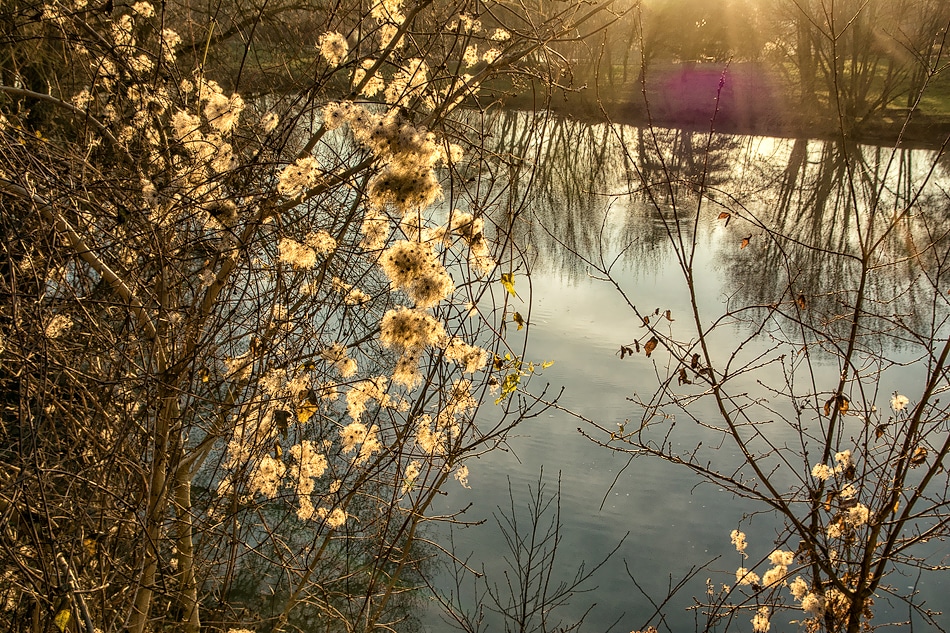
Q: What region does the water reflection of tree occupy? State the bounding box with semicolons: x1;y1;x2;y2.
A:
477;111;949;353
480;112;741;280
207;490;427;632
717;139;950;349
484;111;618;278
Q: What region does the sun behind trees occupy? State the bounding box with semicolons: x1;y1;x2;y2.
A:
0;1;621;631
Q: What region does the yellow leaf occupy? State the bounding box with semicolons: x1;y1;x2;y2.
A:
54;609;70;632
512;311;524;330
541;361;554;369
83;537;96;556
494;371;522;405
297;402;318;424
501;272;516;297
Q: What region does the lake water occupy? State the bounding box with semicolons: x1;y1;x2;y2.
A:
423;114;950;632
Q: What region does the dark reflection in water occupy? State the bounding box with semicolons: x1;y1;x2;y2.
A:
481;111;950;351
426;111;950;632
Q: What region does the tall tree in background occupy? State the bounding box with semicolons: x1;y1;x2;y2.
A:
770;0;950;127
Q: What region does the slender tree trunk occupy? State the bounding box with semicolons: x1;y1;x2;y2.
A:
797;18;818;110
175;477;200;633
128;394;179;633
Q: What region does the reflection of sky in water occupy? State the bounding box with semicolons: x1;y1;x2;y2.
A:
426;258;783;632
427;265;948;633
425;118;950;631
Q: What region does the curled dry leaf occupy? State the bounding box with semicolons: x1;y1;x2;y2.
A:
823;394;850;416
718;211;731;227
740;235;752;249
644;336;658;358
824;491;835;512
677;367;691;385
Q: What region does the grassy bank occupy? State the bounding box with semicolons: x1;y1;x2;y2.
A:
491;61;950;149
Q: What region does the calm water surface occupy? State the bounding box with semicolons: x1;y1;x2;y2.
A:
424;116;950;632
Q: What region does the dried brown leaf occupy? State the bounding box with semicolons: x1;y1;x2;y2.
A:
644;336;658;358
677;367;691;385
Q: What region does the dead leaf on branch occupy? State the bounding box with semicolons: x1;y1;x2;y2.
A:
740;235;752;249
501;272;516;297
274;409;291;437
644;336;658;358
718;211;731;227
512;311;525;330
618;345;635;359
911;446;928;467
677;367;691;385
824;491;835;512
664;309;674;322
690;353;700;369
823;394;850;416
